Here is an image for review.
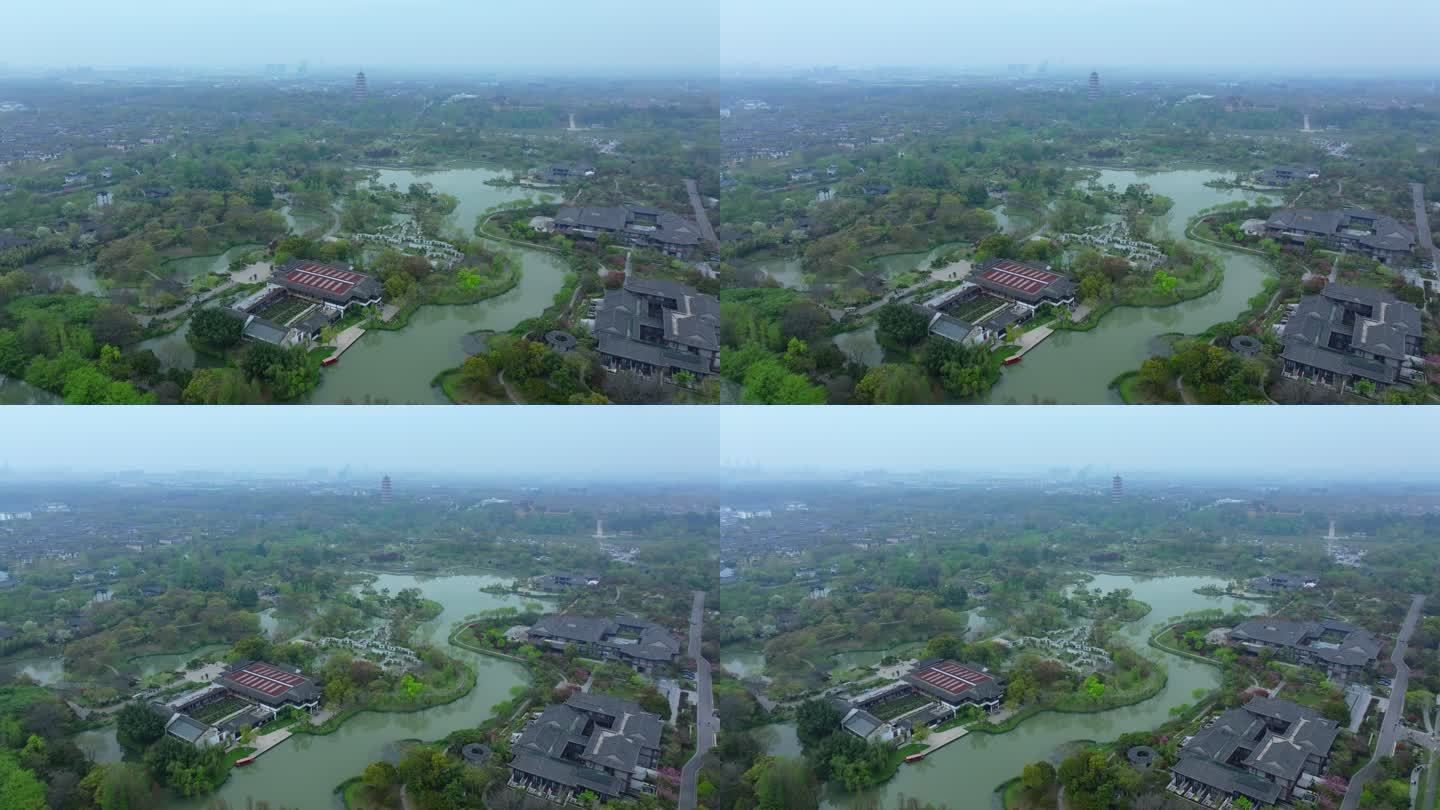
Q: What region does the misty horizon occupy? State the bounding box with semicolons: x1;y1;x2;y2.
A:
3;1;1438;74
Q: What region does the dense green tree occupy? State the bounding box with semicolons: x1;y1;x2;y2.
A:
795;699;842;748
753;756;818;810
187;307;243;352
875;302;929;347
115;702;164;750
855;363;933;404
0;752;46;810
1021;760;1056;793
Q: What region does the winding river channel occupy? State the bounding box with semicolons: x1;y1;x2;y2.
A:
978;169;1275;404
740;168;1277;403
169;572;534;810
59;573;536;809
305;167;564;404
741;573;1256;810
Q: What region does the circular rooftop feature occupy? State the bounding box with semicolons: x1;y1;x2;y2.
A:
1127;745;1158;769
1230;335;1262;357
546;330;578;353
461;742;491;765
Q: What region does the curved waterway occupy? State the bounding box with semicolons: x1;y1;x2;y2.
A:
979;168;1275;404
781;573;1261;810
307;242;568;404
306;167;566;404
173;572;536;810
366;166;557;241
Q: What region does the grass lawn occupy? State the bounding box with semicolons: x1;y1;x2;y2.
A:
225;747;256;765
897;743;927;757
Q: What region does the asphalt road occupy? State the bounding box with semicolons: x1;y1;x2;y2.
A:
684;179;719;247
679;590;715;810
1342;594;1425;810
1412;183;1439;268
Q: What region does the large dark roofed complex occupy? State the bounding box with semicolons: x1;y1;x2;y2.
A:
1265;208;1416;263
1167;698;1339;806
902;659;1005;706
508;693;663;803
592;277;719;383
1281;284;1422;391
972;259;1077;307
218;660;321;709
271;261;383;309
527;614;681;672
553;205;702;258
1229;617;1381;679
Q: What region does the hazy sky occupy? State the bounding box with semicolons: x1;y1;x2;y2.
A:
4;0;719;71
3;407;1437;479
0;407;720;476
719;407;1440;475
7;1;1437;74
719;0;1440;73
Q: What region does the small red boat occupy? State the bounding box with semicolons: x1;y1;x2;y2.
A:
1003;354;1023;366
321;356;339;367
905;753;927;763
234;755;256;767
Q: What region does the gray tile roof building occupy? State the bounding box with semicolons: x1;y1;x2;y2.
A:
1168;698;1339;806
1265;208;1416;262
1230;618;1381;673
528;614;681;668
1281;284;1421;389
509;693;662;801
553;204;702;257
592;277;719;380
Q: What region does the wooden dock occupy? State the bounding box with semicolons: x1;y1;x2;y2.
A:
1008;325;1055;360
323;326;367;364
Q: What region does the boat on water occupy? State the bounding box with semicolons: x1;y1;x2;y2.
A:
1003;354;1023;366
904;752;927;763
234;755;256;767
321;356;339;367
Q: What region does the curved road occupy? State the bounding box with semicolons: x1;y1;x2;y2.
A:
679;590;715;810
1342;594;1425;810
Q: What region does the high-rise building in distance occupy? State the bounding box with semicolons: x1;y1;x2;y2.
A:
1088;71;1101;101
353;71;368;102
1111;474;1123;500
380;475;392;503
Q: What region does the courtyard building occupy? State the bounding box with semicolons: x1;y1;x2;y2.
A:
1167;698;1340;807
1264;209;1416;264
508;693;663;804
552;205;703;258
527;614;681;672
1227;618;1381;681
591;277;719;384
1280;284;1423;392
